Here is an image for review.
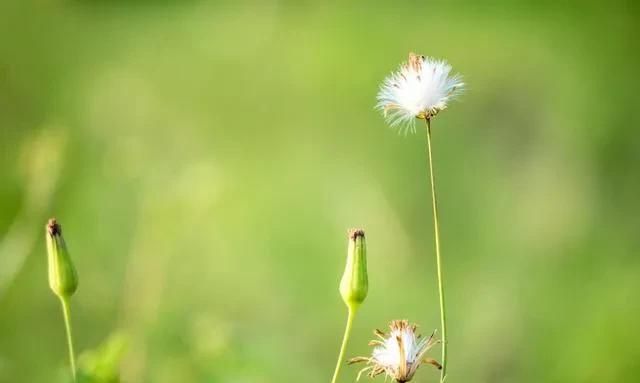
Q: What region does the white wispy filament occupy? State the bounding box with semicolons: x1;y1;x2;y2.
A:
349;320;441;383
376;53;464;134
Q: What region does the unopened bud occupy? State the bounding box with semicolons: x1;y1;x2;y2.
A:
46;218;78;299
339;229;368;310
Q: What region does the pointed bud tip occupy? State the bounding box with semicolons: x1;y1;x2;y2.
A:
348;228;365;240
47;218;61;236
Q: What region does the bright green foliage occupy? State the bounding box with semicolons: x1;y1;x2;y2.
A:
77;333;128;383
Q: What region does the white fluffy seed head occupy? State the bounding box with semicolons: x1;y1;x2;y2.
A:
349;320;441;383
373;323;423;369
376;53;464;134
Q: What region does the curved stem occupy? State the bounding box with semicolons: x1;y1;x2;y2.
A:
330;307;356;383
425;118;447;382
60;296;77;382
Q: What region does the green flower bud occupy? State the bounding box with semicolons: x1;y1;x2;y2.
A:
46;218;78;299
339;229;368;310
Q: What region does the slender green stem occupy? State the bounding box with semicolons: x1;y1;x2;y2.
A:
330;307;356;383
60;296;77;382
425;118;447;382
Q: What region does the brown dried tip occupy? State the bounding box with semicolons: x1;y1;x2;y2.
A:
348;228;365;240
47;218;61;236
407;52;424;71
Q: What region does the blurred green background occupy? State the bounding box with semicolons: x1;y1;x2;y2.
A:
1;1;639;382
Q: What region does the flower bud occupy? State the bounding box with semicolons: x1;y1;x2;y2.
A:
339;229;368;310
46;218;78;299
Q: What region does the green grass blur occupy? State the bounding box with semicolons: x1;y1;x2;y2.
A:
1;1;639;382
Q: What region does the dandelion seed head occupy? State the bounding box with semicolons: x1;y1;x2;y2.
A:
349;320;441;383
376;53;464;134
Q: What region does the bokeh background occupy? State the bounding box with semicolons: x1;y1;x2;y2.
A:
1;1;639;382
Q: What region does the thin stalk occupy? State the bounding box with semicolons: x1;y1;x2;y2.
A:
60;296;77;382
425;118;447;382
330;307;356;383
